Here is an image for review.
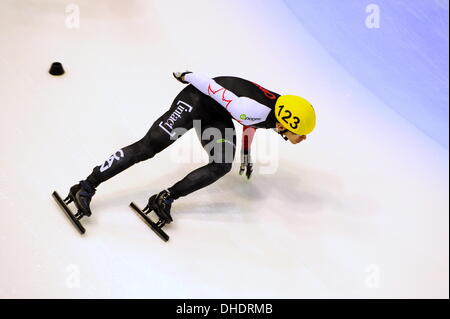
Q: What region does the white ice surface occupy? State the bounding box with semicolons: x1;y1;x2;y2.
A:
0;0;448;298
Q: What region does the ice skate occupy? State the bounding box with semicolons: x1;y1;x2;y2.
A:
68;180;96;217
52;180;96;234
129;190;174;242
145;189;174;224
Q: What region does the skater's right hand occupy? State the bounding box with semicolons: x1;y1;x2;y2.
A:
173;71;192;84
239;151;253;180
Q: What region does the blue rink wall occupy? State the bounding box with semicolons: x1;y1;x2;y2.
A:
283;0;449;148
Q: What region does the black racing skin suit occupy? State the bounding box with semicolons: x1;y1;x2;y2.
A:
85;76;280;200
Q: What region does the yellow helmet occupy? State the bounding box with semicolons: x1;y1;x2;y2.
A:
274;95;316;135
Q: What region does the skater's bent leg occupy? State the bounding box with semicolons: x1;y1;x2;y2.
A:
86;115;193;188
167;118;236;200
168;162;232;199
69;87;200;217
86;136;158;187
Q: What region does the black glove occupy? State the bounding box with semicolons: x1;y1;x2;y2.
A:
173;71;192;84
239;150;253;180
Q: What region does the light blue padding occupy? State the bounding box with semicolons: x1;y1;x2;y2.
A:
283;0;449;148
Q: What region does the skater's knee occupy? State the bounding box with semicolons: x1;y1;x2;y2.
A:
134;140;157;163
210;162;232;177
135;128;171;162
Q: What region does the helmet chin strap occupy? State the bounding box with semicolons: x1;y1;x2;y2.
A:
278;129;289;141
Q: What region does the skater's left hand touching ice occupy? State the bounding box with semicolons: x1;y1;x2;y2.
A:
239;150;253;180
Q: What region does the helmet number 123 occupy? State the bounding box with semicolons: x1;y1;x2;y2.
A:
278;105;300;130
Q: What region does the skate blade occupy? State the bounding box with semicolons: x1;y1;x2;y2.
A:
129;202;169;242
52;191;86;235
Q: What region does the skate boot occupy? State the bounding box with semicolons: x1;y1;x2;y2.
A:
52;180;96;234
129;189;174;242
67;180;96;217
144;189;174;225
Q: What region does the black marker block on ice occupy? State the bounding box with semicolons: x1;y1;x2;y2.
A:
49;62;65;76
